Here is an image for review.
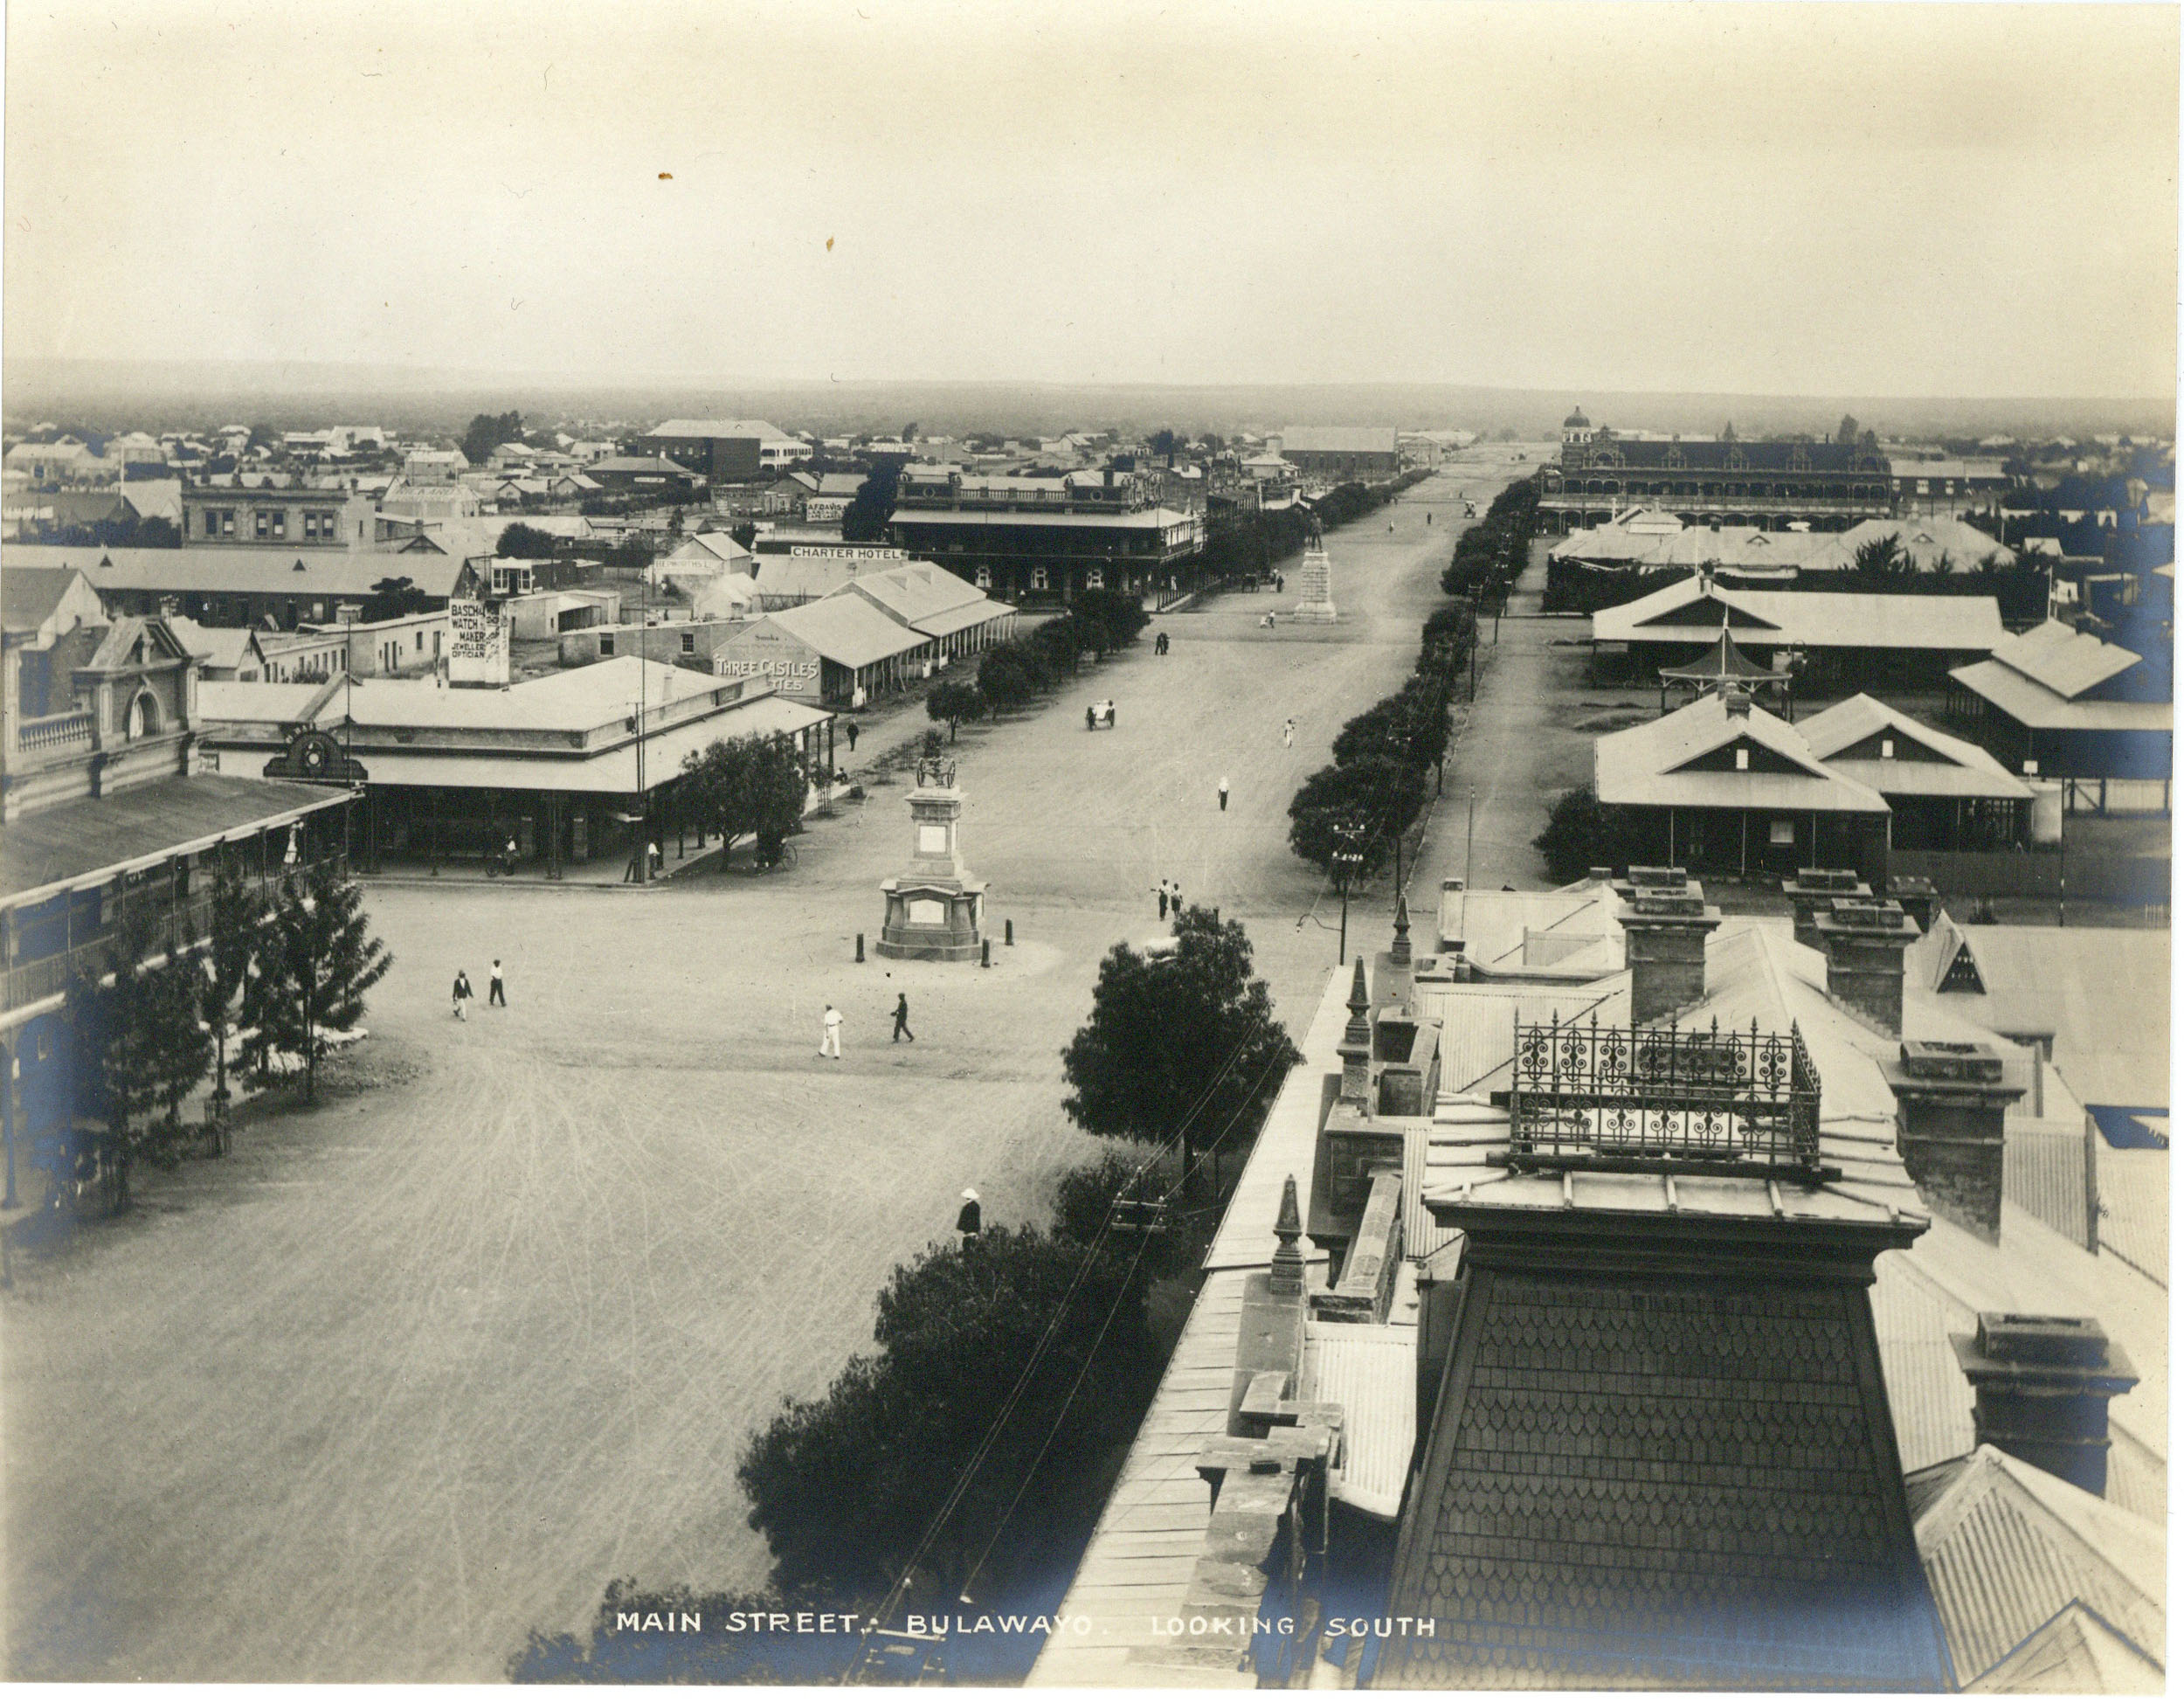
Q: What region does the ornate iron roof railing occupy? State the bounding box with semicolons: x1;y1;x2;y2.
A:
1506;1012;1825;1179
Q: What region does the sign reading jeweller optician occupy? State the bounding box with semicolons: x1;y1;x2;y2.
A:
447;598;510;685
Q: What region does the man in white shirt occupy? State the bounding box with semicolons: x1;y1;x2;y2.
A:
819;1003;842;1059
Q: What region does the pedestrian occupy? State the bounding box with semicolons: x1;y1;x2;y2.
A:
957;1187;982;1243
1087;705;1097;731
819;1001;842;1059
1155;884;1169;921
1170;878;1183;913
649;840;663;876
451;969;472;1021
488;959;507;1007
1275;572;1283;593
892;992;915;1043
504;835;519;877
1282;718;1295;749
1217;776;1229;813
846;720;860;753
1427;511;1433;525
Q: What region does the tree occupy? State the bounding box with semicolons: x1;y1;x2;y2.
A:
926;680;984;740
1851;533;1911;580
840;459;905;543
135;516;181;548
496;521;563;559
1720;419;1738;442
737;1226;1162;1603
1061;907;1300;1187
680;735;809;868
976;646;1038;715
1533;783;1641;885
197;869;261;1130
1149;427;1177;460
363;576;435;622
1287;758;1427;885
1069;587;1151;654
242;864;392;1105
1836;413;1861;446
462;410;525;467
70;912;206;1209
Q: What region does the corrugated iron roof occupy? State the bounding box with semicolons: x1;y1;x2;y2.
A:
1593;577;2007;651
1948;657;2173;732
1914;1445;2165;1688
764;597;932;668
1989;619;2144;700
2097;1145;2168;1288
1594;691;1891;815
1299;1323;1414;1518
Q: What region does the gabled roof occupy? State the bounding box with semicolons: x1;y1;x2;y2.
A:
1947;658;2173;732
163;614;265;671
1910;1447;2165;1690
1593;576;2008;653
83;614;191;672
1801;517;2015;573
1;565;94;635
1905;913;2169;1111
764;595;931;668
646;419;790;441
1595;690;1890;814
1987;618;2143;699
2;543;469;600
1797;694;2035;800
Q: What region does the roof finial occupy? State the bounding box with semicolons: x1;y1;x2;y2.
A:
1391;894;1413;966
1343;955;1372;1047
1269;1174;1306;1298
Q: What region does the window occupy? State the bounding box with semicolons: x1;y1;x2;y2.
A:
1030;566;1048;592
1880;738;1894;758
1769;820;1795;846
1734;747;1749;771
255;511;271;538
974;566;992;589
681;631;695;655
599;633;615;656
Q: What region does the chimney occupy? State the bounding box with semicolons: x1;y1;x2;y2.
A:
1883;1039;2024;1243
1952;1312;2138;1496
1782;867;1870;953
1814;898;1920;1036
1337;957;1372;1108
1618;878;1721;1026
1721;682;1752;719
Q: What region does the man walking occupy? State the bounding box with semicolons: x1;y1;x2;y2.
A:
451;969;473;1021
1282;718;1295;749
1217;776;1229;813
957;1188;982;1243
846;720;860;753
892;992;915;1043
1154;883;1168;921
1169;878;1183;914
488;959;507;1007
819;1002;843;1059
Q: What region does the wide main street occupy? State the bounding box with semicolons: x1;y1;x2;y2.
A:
3;450;1534;1682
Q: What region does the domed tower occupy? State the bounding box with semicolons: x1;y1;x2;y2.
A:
1562;405;1593;447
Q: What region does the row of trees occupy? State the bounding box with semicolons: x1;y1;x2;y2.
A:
64;865;390;1212
937;591;1151;725
518;908;1300;1685
1441;475;1540;603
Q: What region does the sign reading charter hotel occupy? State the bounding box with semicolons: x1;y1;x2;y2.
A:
447;598;511;685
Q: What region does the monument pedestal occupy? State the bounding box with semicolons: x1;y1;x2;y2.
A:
1291;542;1337;622
878;759;986;962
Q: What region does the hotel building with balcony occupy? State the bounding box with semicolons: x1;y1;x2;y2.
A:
1541;410;1895;535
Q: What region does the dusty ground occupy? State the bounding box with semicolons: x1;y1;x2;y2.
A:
2;453;1524;1682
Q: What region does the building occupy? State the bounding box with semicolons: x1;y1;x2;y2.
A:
195;659;833;876
1800;516;2015;574
1947;619;2174;800
793;471;863;524
181;484;377;548
1036;879;2164;1690
1541;419;1895;534
842;562;1014;664
583;454;706;499
629;419;806;483
1;543;484;633
888;466;1204;606
163;615;270;682
647;530;756;595
1273;427;1400;482
2;577;350;1201
556;616;751;673
1889;455;2012;517
1596;685;1893;879
1552;509;1824;581
711;597;936;708
1797;693;2037;852
1591;570;2007;692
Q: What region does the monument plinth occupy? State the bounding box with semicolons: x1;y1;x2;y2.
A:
878;757;987;961
1291;525;1337;622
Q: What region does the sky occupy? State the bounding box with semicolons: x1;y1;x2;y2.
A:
5;1;2178;398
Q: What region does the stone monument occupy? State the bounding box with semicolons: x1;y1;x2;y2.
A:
878;755;986;960
1291;517;1337;622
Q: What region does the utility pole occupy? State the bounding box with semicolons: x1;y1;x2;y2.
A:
1465;786;1476;894
634;563;650;883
